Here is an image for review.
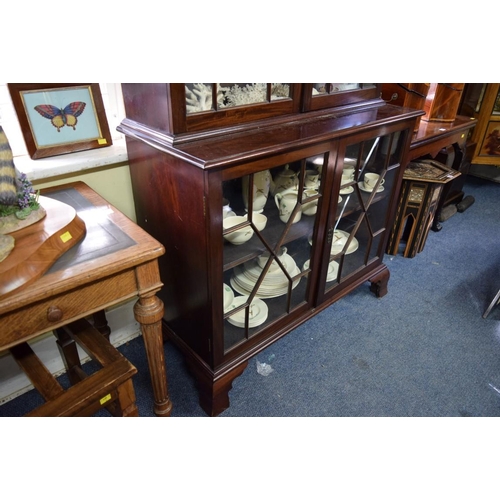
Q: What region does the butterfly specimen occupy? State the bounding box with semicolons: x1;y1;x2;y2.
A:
34;101;86;132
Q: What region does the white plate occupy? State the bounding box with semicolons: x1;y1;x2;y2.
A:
339;186;354;195
231;271;299;294
239;268;287;287
226;296;268;328
223;283;234;313
331;230;358;255
359;182;384;193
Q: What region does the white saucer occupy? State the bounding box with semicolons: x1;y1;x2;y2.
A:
302;259;339;282
223;283;234;313
331;229;358;255
359;182;384;193
326;260;339;281
226;296;268;328
340;186;354;195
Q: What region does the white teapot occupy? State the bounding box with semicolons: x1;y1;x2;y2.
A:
272;164;299;195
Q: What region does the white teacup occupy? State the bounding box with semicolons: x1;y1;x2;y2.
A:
343;166;355;178
252;212;267;231
258;247;287;271
305;169;320;188
341;167;355;187
363;173;384;191
341;174;353;186
275;188;302;224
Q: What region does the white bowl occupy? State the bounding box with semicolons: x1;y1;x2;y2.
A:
223;216;254;245
252;213;267;231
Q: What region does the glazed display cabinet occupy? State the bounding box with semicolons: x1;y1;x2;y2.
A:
119;83;421;416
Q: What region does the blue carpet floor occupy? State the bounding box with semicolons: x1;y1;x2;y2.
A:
1;175;500;418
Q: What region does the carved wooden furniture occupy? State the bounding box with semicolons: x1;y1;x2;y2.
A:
387;160;460;258
406;115;477;230
0;182;172;417
119;83;422;416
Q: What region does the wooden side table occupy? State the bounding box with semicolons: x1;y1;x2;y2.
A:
387;160;460;258
0;182;172;417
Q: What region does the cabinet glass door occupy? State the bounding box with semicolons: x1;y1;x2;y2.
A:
323;130;406;295
221;154;327;353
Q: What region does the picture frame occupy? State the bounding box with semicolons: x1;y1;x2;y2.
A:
8;83;113;159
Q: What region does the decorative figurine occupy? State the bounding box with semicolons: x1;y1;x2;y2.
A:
0;126;45;261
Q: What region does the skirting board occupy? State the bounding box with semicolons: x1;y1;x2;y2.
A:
0;299;141;406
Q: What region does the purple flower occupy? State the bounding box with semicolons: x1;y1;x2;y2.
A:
17;173;37;209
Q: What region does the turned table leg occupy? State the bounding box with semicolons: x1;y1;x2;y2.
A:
134;293;172;417
92;310;111;340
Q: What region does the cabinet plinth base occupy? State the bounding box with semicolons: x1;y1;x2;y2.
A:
185;357;249;417
369;266;390;298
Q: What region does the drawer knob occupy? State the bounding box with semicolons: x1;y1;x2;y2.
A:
47;306;63;322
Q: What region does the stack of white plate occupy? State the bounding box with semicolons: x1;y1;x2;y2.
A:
230;253;301;299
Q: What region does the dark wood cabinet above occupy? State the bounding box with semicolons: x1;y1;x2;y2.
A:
120;83;383;142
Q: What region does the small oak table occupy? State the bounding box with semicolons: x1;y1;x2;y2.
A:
0;182;172;416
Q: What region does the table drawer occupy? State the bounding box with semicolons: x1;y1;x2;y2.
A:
0;270;138;350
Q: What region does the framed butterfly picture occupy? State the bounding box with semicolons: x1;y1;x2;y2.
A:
8;83;112;159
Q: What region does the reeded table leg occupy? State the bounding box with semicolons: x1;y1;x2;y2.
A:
134;293;172;416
